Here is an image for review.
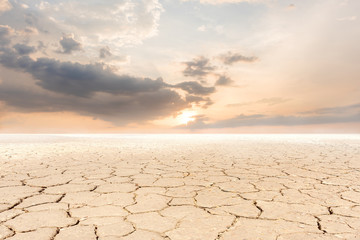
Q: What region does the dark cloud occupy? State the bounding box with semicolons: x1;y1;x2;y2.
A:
215;75;233;86
185;95;207;103
13;43;36;55
0;50;167;98
0;25;13;45
59;34;82;54
183;57;215;78
99;46;112;58
0;49;216;98
0;49;215;124
220;51;258;65
0;84;189;124
173;81;215;95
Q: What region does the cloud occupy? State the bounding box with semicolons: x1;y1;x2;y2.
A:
0;0;164;59
0;25;14;45
185;95;213;108
173;81;216;95
0;49;215;98
24;12;38;26
13;43;36;55
0;0;12;13
20;27;39;36
37;41;46;51
219;51;258;65
99;46;112;59
0;84;190;125
34;0;163;47
228;97;290;107
0;50;167;98
215;75;233;86
300;103;360;115
179;103;360;129
0;62;189;124
180;110;360;129
181;51;258;86
59;34;82;54
0;48;215;124
183;57;215;78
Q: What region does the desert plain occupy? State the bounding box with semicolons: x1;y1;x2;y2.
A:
0;134;359;240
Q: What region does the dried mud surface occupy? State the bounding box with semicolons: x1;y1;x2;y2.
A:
0;134;359;240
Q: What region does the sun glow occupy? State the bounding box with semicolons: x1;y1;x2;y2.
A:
177;111;196;125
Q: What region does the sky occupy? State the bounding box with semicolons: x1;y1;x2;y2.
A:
0;0;359;133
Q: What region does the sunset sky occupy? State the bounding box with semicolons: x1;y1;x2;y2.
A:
0;0;359;133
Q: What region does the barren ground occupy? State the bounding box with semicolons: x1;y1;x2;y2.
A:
0;134;359;240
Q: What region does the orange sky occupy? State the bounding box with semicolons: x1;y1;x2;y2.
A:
0;0;359;133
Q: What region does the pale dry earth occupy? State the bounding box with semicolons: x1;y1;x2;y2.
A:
0;134;359;240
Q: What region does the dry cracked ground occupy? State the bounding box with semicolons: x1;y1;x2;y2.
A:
0;134;360;240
